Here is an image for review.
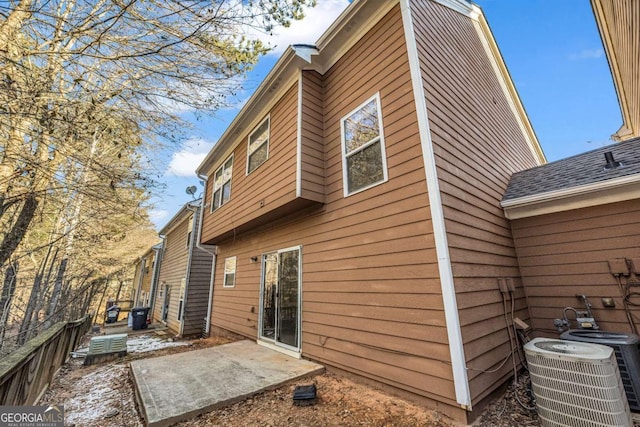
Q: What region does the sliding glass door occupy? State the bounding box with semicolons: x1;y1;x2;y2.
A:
259;247;301;350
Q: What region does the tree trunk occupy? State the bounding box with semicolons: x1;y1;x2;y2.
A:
0;194;38;269
18;245;57;344
43;257;67;329
0;262;19;351
93;277;110;324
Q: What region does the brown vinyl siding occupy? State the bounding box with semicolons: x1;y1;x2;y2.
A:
511;199;640;334
592;0;640;139
155;213;190;335
210;4;459;412
299;70;325;203
409;0;541;405
140;251;154;295
201;84;302;244
153;208;213;336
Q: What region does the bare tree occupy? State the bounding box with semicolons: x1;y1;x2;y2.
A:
0;0;315;266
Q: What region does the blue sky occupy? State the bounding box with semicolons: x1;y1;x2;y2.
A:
149;0;621;229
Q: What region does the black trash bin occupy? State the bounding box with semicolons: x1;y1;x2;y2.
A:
131;307;150;330
105;305;120;324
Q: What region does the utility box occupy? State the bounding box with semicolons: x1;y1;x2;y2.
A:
84;333;128;365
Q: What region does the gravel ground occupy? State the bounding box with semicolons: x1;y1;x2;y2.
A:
41;333;541;427
477;372;539;427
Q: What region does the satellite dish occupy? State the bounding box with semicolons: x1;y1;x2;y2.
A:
185;185;197;196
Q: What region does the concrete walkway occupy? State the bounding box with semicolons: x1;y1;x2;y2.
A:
130;340;324;427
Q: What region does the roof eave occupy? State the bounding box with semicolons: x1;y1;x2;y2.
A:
591;0;638;140
196;47;304;175
501;174;640;219
158;199;202;236
195;0;400;176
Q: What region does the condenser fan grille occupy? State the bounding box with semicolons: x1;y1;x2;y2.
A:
525;338;632;427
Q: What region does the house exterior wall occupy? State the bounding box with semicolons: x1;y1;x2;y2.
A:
183;209;214;337
140;251;154;296
132;249;155;307
131;261;143;306
201;83;322;244
156;214;191;335
410;0;542;406
299;70;325;202
209;3;460;415
511;199;640;334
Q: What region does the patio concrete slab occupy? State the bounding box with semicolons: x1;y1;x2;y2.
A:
130;340;324;427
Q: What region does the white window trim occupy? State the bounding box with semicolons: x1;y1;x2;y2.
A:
246;115;270;175
211;154;234;212
223;256;237;288
340;92;388;197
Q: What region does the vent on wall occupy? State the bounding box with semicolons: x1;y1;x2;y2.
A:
524;338;632;427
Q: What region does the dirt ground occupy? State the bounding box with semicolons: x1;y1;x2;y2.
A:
41;333;540;427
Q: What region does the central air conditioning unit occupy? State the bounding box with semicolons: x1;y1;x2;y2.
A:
524;338;632;427
84;333;128;366
561;329;640;412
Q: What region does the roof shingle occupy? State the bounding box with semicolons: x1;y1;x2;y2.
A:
503;137;640;201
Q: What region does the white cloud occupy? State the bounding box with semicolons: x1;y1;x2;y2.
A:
255;0;350;55
149;209;169;222
166;137;215;177
569;49;604;60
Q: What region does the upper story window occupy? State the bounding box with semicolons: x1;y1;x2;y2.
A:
247;117;269;174
212;155;233;211
223;256;236;288
340;93;388;196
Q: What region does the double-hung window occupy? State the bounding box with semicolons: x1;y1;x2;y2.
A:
223;256;236;288
340;93;388;196
247;117;269;174
212;156;233;211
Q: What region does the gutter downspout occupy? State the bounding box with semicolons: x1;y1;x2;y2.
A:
196;173;218;335
400;0;472;410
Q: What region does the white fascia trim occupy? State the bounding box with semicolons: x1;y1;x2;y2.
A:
591;0;633;140
471;12;546;165
399;0;471;410
315;0;398;74
291;44;319;63
296;71;303;197
501;174;640;219
431;0;478;19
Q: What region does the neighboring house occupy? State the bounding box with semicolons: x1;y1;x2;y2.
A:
195;0;545;422
591;0;640;140
503;138;640;333
501;1;640;335
132;244;162;309
153;200;214;337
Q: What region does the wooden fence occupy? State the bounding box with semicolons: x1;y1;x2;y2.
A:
0;316;91;405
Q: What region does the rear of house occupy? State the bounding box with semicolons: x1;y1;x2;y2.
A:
196;0;544;422
132;247;158;308
503;138;640;335
154;200;214;337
